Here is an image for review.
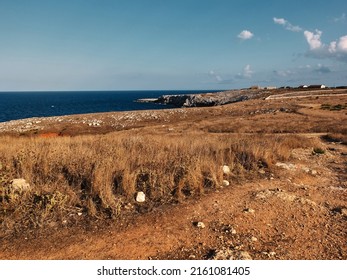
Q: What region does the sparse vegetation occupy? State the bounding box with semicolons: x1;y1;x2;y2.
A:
312;147;325;155
0;132;316;236
320;103;347;111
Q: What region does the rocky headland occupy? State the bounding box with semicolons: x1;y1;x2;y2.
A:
141;89;270;107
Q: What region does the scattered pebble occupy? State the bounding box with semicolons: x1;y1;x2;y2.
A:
196;222;205;229
222;180;230;187
243;208;255;214
136;191;146;203
222;165;231;175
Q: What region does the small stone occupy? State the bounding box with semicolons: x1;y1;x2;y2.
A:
269;251;276;256
302;167;310;173
222;180;230;187
258;169;266;174
136;191;146;203
243;208;255;214
10;178;31;193
77;212;83;216
222;165;231;175
231;228;237;235
311;170;318;175
275;162;296;170
251;236;258;242
196;222;205;229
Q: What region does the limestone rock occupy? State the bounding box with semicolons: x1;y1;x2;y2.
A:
10;178;31;193
243;208;255;214
222;165;231;175
275;162;296;170
196;222;205;229
136;191;146;203
222;180;230;187
213;249;252;260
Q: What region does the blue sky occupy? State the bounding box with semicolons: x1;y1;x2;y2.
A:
0;0;346;91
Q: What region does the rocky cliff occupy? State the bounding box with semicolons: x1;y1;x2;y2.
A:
154;90;267;107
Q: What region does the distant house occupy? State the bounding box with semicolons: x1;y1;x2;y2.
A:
298;85;308;88
308;84;326;89
265;86;277;90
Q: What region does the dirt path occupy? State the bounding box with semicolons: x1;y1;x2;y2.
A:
0;136;346;260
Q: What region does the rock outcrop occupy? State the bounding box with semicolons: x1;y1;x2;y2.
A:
152;89;268;108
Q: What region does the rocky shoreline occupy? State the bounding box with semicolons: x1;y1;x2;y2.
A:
138;89;269;107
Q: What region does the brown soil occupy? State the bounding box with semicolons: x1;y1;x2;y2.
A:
0;92;346;260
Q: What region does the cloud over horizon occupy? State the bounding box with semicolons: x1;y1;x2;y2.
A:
236;64;253;79
273;17;302;32
237;30;254;40
274;17;347;62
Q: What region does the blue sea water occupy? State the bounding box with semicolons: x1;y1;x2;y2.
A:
0;90;219;123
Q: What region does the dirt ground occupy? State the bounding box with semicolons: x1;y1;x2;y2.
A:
0;91;346;260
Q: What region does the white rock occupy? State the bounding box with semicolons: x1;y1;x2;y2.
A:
222;165;231;175
196;222;205;229
275;162;296;170
302;167;310;173
136;191;146;203
244;208;255;214
222;180;230;187
10;178;31;192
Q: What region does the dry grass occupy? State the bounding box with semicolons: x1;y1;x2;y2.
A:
0;131;316;235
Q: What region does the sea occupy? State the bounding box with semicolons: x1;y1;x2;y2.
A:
0;90;220;123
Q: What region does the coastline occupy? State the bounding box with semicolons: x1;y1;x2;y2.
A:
1;87;346;136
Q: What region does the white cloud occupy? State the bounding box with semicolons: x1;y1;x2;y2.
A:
236;64;253;79
274;69;293;77
305;33;347;61
304;29;323;50
237;30;254;40
273;17;302;32
333;13;346;23
337;35;347;52
243;64;253;78
208;70;223;82
329;41;337;53
273;17;286;25
274;16;347;62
